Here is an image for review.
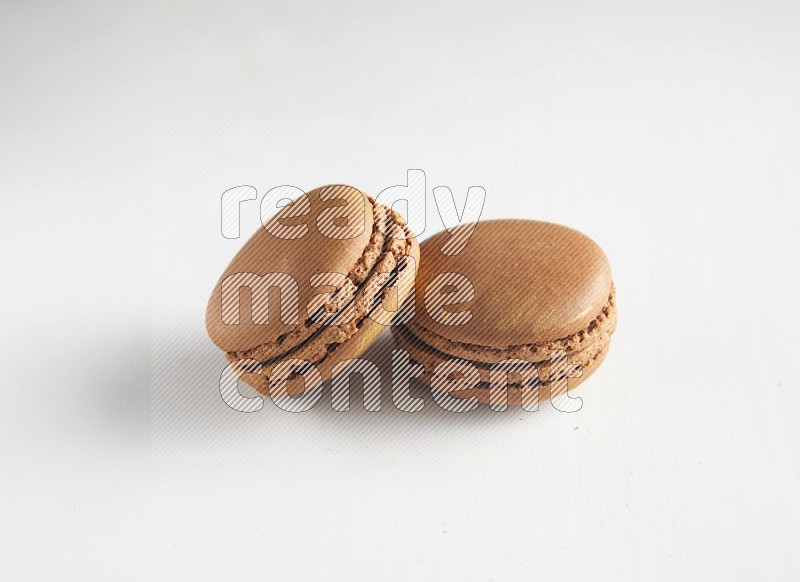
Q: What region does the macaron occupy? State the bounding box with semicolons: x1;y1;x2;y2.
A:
206;185;419;396
391;219;616;406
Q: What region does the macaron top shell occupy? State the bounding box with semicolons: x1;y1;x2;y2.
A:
412;219;612;348
206;185;380;353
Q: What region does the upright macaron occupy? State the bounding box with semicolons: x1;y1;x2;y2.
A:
207;185;419;396
392;219;616;406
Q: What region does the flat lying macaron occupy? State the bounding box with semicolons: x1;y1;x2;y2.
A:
206;185;419;396
392;219;616;406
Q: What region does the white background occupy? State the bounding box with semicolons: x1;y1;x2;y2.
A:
1;1;799;580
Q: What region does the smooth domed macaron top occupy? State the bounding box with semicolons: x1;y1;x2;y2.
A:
206;185;374;353
412;219;612;347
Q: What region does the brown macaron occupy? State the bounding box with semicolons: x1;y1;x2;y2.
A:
392;219;616;406
206;185;419;396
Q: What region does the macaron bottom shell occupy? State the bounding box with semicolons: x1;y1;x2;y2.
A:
390;287;616;407
392;325;612;407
